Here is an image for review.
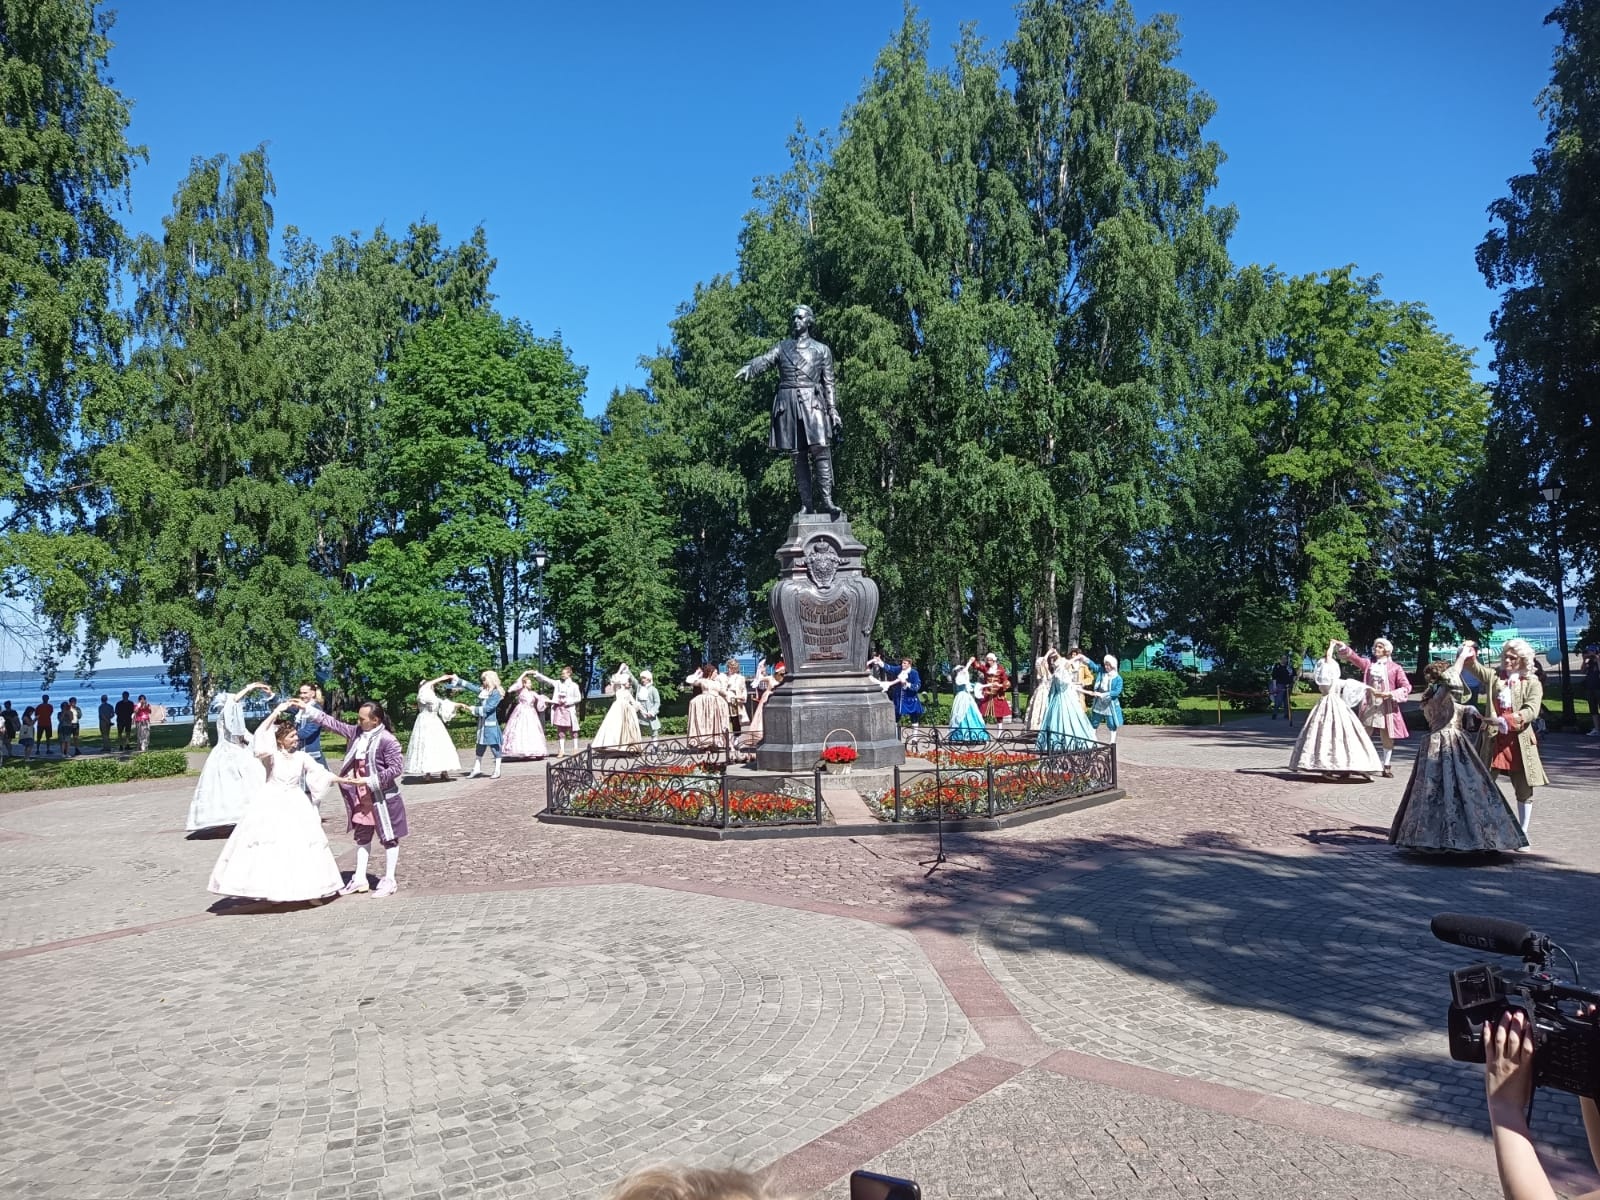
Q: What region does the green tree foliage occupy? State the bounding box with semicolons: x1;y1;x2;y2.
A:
321;538;480;713
647;1;1235;673
85;148;324;742
546;389;685;684
1477;0;1600;620
0;0;141;526
1148;270;1512;667
277;222;494;591
381;311;589;667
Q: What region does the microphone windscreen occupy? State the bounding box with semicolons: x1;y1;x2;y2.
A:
1431;912;1536;956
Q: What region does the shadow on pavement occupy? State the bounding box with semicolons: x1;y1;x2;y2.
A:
892;821;1599;1163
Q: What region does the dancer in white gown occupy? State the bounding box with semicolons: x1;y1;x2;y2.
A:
1288;643;1382;778
406;675;463;779
187;682;273;831
208;701;358;902
591;664;643;752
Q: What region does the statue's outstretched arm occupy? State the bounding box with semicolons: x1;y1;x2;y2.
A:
734;343;782;383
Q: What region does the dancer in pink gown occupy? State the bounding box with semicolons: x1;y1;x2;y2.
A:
502;670;550;760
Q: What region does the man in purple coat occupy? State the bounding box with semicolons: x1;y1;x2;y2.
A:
308;700;409;896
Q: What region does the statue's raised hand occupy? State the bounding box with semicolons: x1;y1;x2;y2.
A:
734;364;752;383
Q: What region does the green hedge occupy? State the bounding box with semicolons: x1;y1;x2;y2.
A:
0;749;189;793
1119;705;1187;726
1121;670;1185;709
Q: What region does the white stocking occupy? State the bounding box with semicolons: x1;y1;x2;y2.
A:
383;846;398;882
1517;802;1532;834
353;845;370;883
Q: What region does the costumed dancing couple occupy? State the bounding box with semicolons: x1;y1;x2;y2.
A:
1289;636;1543;854
1030;650;1123;751
206;695;411;903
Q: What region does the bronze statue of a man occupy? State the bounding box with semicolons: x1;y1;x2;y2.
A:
735;304;844;520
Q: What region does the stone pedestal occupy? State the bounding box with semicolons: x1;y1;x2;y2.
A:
754;514;905;772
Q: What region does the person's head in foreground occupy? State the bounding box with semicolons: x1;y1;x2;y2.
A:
609;1165;786;1200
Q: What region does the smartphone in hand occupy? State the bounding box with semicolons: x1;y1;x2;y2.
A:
849;1170;920;1200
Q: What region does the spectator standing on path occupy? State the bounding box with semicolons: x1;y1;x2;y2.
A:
114;691;135;750
97;695;114;752
59;698;81;757
133;695;152;753
19;707;36;758
1269;654;1295;720
1583;644;1600;737
35;694;53;755
0;701;16;757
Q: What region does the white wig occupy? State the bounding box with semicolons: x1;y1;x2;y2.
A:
1500;638;1536;670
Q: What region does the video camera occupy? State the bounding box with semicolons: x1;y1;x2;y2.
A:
1432;912;1600;1099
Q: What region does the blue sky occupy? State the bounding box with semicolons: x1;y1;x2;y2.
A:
13;0;1565;675
105;0;1560;411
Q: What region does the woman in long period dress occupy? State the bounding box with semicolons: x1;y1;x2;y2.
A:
948;658;989;744
187;682;273;831
1025;652;1053;731
590;664;643;753
406;675;464;779
685;664;731;751
1036;653;1096;752
501;671;550;760
739;664;773;750
1390;645;1527;853
208;702;358;902
535;666;582;756
1289;644;1382;778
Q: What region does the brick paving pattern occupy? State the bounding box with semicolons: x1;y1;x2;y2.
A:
0;718;1595;1198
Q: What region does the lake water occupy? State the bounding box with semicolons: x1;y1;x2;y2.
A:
0;666;275;726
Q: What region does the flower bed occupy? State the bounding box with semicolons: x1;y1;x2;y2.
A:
558;765;817;827
908;748;1036;768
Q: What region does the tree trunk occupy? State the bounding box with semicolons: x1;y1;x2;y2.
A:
187;644;212;749
947;581;963;667
1066;567;1086;650
1044;566;1059;650
1415;608;1435;675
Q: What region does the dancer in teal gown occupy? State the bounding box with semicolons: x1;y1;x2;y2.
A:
1037;653;1096;752
947;659;989;744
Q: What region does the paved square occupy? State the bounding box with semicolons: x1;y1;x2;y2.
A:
2;721;1597;1198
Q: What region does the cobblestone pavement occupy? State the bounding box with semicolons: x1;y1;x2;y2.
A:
0;886;974;1199
818;1068;1493;1200
1;723;1596;1198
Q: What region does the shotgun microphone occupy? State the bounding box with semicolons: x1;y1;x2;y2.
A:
1431;912;1550;960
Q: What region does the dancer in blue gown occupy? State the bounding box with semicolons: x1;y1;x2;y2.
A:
1037;651;1097;752
947;658;989;744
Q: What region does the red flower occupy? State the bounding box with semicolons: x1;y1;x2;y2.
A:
820;745;858;764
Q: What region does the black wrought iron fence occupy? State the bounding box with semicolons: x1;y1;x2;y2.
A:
544;736;824;829
881;725;1117;822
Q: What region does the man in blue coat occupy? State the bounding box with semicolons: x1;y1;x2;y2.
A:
886;657;924;727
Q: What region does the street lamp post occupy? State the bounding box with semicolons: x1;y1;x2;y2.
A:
532;550;548;663
1539;481;1575;731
